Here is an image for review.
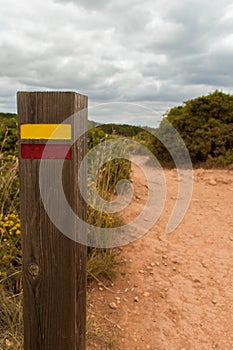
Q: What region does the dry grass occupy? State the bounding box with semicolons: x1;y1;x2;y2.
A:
0;155;19;215
0;273;23;350
87;303;120;349
0;148;130;349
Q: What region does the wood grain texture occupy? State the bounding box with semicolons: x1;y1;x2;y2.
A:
17;92;87;350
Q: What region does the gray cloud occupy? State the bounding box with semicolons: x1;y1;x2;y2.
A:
0;0;233;126
54;0;111;10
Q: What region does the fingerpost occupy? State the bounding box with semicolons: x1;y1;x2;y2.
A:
17;91;87;350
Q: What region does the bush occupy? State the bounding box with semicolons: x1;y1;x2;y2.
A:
0;114;18;156
152;91;233;167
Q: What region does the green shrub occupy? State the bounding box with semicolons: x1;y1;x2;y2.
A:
152;91;233;167
0;114;18;156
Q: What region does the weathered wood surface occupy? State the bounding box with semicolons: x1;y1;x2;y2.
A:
17;91;87;350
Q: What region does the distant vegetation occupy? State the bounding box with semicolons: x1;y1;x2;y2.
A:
152;91;233;167
0;113;18;156
99;91;233;167
99;123;142;137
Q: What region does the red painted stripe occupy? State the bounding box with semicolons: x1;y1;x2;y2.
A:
21;144;72;160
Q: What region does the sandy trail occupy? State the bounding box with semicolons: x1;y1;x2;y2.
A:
87;157;233;350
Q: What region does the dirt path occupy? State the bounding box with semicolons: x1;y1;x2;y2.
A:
87;158;233;350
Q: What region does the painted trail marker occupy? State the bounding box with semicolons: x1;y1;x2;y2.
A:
17;91;88;350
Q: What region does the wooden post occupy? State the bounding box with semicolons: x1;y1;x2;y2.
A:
17;91;87;350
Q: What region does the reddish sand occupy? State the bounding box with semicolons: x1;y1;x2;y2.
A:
87;159;233;350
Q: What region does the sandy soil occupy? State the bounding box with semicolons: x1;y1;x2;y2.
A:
87;157;233;350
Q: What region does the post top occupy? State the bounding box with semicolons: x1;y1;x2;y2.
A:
17;91;88;98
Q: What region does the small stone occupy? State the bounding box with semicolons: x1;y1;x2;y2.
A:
156;262;160;266
214;207;220;212
160;292;165;299
5;339;12;347
162;254;168;259
115;297;121;302
143;292;150;297
221;178;229;184
173;266;177;271
212;299;217;305
150;263;156;267
109;302;117;309
194;278;201;283
139;269;145;274
98;287;103;291
134;296;139;302
209;179;217;186
201;261;208;268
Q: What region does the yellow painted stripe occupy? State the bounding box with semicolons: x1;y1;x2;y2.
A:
21;124;72;140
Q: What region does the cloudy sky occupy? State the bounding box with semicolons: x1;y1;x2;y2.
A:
1;0;233;126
